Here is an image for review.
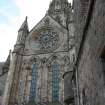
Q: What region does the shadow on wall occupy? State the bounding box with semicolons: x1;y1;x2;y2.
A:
0;96;3;105
0;90;3;105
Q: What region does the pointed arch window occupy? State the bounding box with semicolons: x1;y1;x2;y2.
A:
52;62;60;102
19;80;24;97
100;47;105;84
55;1;61;10
29;63;38;102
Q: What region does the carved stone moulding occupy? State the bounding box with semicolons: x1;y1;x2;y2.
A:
29;26;60;53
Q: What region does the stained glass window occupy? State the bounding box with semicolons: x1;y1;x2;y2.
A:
52;63;60;102
19;80;24;96
29;64;38;102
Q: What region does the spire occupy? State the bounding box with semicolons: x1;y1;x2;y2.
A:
48;0;71;15
48;0;71;27
15;17;29;49
18;16;29;32
2;50;11;74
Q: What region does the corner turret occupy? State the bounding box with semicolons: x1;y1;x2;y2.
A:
16;16;29;44
14;16;29;53
2;50;11;74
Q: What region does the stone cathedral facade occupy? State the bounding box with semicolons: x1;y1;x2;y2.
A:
3;0;75;105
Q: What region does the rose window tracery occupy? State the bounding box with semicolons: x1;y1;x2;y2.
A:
37;28;59;51
29;26;59;52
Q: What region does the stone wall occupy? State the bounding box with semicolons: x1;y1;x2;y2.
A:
0;63;4;75
0;96;3;105
0;74;8;96
74;0;105;105
73;0;91;56
0;63;7;105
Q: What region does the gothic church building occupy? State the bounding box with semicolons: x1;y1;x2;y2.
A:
3;0;75;105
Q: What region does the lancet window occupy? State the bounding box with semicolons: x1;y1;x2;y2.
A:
52;62;60;102
29;63;38;102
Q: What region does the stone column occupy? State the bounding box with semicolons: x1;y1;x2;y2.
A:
41;63;48;102
3;53;18;105
64;71;74;105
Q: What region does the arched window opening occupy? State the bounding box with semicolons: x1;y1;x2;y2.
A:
55;1;61;10
19;80;24;97
29;63;38;102
100;47;105;83
18;79;24;104
52;62;60;102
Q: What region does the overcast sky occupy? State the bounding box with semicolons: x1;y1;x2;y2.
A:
0;0;72;62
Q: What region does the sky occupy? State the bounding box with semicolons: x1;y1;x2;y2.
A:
0;0;72;62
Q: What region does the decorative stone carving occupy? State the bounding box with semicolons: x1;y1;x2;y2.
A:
38;28;59;52
44;18;50;26
22;61;31;71
29;56;41;67
29;27;59;52
69;38;75;50
63;56;70;66
41;57;47;64
63;42;69;51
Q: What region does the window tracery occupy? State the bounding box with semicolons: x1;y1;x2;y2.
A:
52;62;60;102
19;80;24;97
38;29;59;51
29;63;38;102
29;27;59;52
